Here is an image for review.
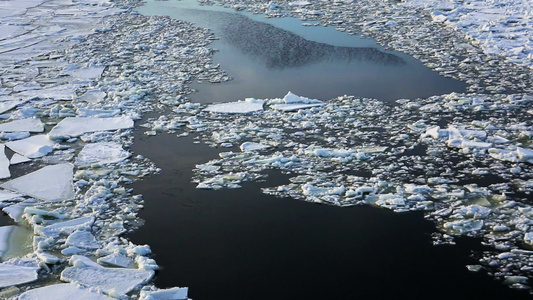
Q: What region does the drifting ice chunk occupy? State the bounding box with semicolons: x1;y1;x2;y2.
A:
240;142;270;152
140;287;189;300
0;145;10;179
282;91;318;104
75;142;130;167
271;103;324;111
1;164;74;202
0;226;14;258
9;153;30;165
48;117;134;139
204;99;264;114
0;118;44;133
0;263;39;288
18;283;114;300
0;190;22;202
77;90;106;103
443;219;484;234
517;147;533;163
65;231;99;250
5;135;54;158
0;99;27;114
36;217;94;238
64;66;105;79
60;266;154;296
97;253;133;268
3;199;37;222
524;232;533;246
18;85;77;101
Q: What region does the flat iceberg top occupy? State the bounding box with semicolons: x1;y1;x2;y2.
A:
1;164;74;202
18;283;115;300
48;117;134;139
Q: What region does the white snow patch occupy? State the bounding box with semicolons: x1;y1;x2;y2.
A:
0;145;10;179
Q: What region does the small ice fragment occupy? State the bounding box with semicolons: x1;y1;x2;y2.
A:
0;118;44;133
97;253;133;268
0;132;31;141
65;231;99;250
48;117;134;139
9;153;30;165
36;251;61;264
443;219;484;234
204;99;264;114
75;142;130;167
5;135;54;158
240;142;270;152
466;265;482;272
69;255;103;269
0;263;38;288
0;99;27;115
140;287;189;300
282;91;317;104
1;164;74;202
0;190;22;202
0;145;10;179
17;283;114;300
60;265;154;296
3;199;38;222
61;247;86;256
36;216;94;238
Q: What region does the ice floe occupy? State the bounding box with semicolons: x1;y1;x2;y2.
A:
1;164;74;202
0;118;43;133
18;283;114;300
5;135;55;158
0;263;38;288
204;98;264;114
48;117;134;139
75;142;131;167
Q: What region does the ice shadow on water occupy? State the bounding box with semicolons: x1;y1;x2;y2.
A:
219;12;405;70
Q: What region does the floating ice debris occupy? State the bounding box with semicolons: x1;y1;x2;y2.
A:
5;135;55;158
204;98;264;114
64;66;105;79
271;103;324;111
282;91;320;104
0;263;39;288
36;216;94;238
97;253;133;268
77;90;106;103
1;164;74;202
60;265;154;297
75;142;130;167
3;199;37;222
140;287;189;300
65;230;100;250
9;153;30;165
18;283;114;300
0;145;10;179
17;85;78;101
0;226;14;258
48;117;134;139
271;92;324;111
240;142;270;152
0;132;31;141
0;190;22;202
0;118;44;133
0;100;27;115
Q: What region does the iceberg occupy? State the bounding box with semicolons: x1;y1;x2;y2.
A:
18;283;114;300
48;117;134;139
1;164;74;202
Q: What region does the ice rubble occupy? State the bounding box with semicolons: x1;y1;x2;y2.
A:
17;283;114;300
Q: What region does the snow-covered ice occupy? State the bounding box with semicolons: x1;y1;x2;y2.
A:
75;142;131;167
5;135;55;158
48;117;134;139
0;263;38;288
18;283;114;300
1;164;74;202
204;98;264;114
0;118;43;133
0;145;10;179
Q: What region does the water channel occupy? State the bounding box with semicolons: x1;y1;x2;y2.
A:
130;1;530;299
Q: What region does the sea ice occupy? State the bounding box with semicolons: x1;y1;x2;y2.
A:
0;118;44;133
240;142;270;152
64;66;105;79
75;142;131;167
65;230;100;250
0;99;28;115
48;117;134;139
18;283;114;300
77;90;106;103
140;287;189;300
271;103;324;111
5;135;55;158
204;98;264;114
9;153;30;165
1;164;74;202
0;263;39;288
36;216;94;238
0;225;14;258
60;265;154;296
0;145;10;179
97;253;133;268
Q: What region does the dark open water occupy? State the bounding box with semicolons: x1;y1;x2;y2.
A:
130;1;530;299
